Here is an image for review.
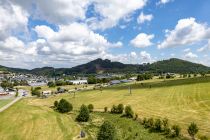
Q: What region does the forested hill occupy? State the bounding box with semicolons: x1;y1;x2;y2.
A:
147;58;210;73
0;58;209;76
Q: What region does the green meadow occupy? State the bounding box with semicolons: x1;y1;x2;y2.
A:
0;76;210;139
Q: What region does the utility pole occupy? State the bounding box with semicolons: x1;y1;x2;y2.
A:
129;54;132;95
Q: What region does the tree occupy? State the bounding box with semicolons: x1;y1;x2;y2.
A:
57;99;73;113
104;107;108;112
88;104;94;112
188;122;199;140
124;105;134;118
117;104;124;114
171;125;181;137
154;119;162;132
97;121;116;140
48;81;55;87
54;100;58;107
76;104;89;122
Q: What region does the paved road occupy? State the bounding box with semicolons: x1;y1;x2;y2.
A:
0;97;22;113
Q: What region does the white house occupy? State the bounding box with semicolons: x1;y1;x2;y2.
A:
69;80;88;85
42;90;52;96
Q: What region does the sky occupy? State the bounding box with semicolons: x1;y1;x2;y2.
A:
0;0;210;69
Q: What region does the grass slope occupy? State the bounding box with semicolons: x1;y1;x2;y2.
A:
0;99;13;108
0;99;80;140
80;112;183;140
51;77;210;137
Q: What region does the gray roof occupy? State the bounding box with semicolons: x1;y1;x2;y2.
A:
0;86;4;92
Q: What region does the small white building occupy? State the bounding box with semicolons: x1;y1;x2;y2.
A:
69;80;88;85
42;90;52;96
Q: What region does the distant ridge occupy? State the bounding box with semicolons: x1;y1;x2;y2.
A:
0;58;209;76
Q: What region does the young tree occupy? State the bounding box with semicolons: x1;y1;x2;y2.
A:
188;122;199;140
54;100;58;108
88;104;94;112
97;121;116;140
57;99;73;113
124;105;134;118
171;125;181;137
154;119;162;132
76;104;89;122
104;107;108;112
117;104;124;114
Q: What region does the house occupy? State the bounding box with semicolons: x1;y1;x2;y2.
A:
110;80;121;85
68;80;88;85
42;90;52;96
0;86;8;96
18;89;28;96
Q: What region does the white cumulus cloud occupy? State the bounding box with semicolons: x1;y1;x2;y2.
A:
131;33;154;48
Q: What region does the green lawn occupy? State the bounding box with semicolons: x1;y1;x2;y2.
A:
0;99;13;108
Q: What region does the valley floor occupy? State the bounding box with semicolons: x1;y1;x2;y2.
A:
0;77;210;139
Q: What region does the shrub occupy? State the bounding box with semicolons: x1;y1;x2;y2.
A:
97;121;116;140
171;125;181;137
57;99;73;113
200;136;208;140
88;104;94;112
162;118;170;134
154;119;162;132
54;100;58;107
76;104;89;122
117;104;124;114
162;118;169;130
147;117;154;128
48;81;55;87
124;105;134;118
104;107;108;112
111;105;118;114
188;122;199;140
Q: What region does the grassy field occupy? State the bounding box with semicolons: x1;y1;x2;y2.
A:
1;76;210;139
79;112;184;140
0;98;80;140
0;99;13;108
44;76;210;137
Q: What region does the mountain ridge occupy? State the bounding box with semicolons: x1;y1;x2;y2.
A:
0;58;209;76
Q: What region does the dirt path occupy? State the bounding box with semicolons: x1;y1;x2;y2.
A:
0;97;22;113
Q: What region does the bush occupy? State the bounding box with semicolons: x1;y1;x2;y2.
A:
76;104;89;122
111;104;124;114
154;119;162;132
88;104;94;112
162;118;170;134
54;100;58;107
200;136;208;140
57;99;73;113
48;81;55;87
97;121;116;140
104;107;108;112
124;105;134;118
171;125;181;137
117;104;124;114
147;118;154;129
111;105;117;114
188;122;199;140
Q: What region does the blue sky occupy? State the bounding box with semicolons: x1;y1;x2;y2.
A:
0;0;210;69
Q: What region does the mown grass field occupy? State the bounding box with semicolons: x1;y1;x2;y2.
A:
0;99;13;108
0;98;80;140
0;76;210;139
45;76;210;137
